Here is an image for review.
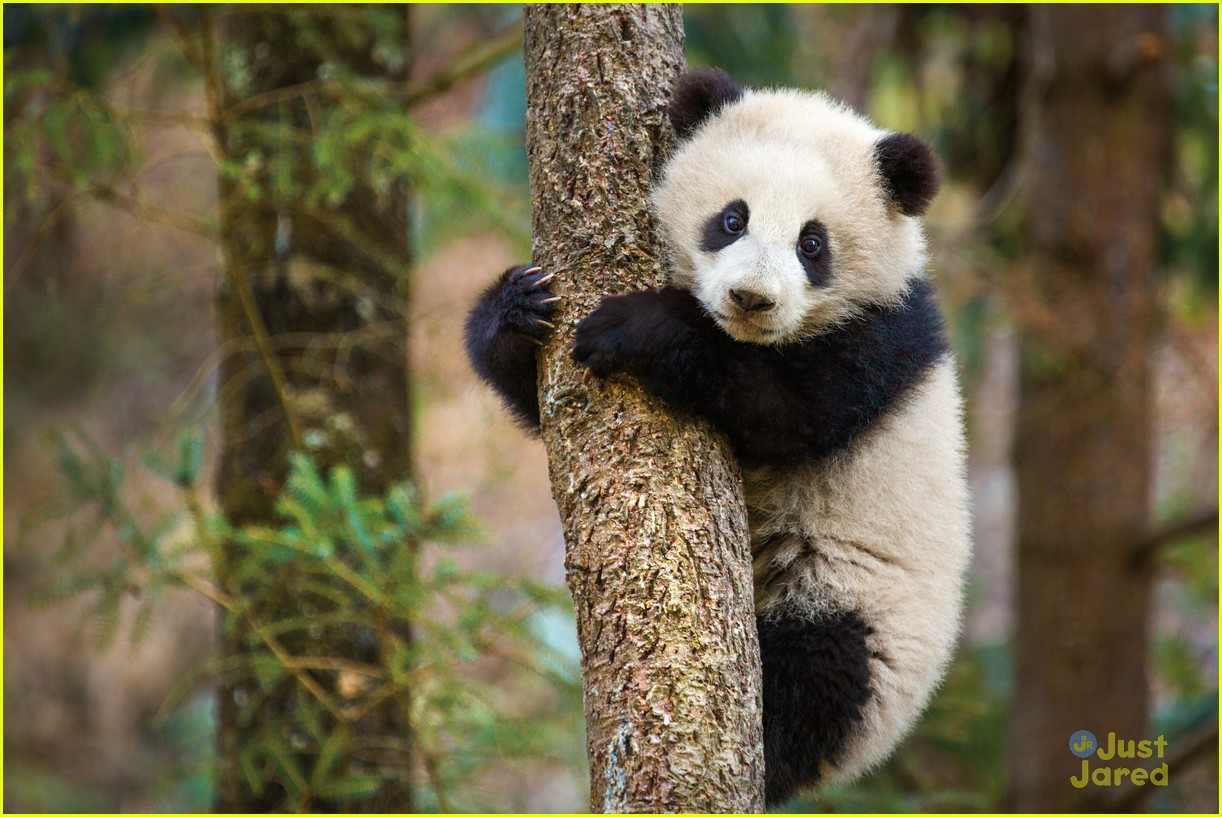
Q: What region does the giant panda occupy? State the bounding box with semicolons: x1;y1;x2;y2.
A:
464;67;971;806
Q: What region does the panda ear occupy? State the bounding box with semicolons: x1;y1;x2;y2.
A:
668;67;743;140
874;133;941;217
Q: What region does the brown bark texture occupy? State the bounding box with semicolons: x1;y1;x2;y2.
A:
1008;6;1170;812
523;4;765;813
210;9;414;812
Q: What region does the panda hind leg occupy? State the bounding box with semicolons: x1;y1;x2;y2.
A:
758;609;874;806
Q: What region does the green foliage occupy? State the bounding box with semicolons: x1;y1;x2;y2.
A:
0;758;108;813
33;429;195;650
35;429;582;811
151;693;218;812
217;104;525;268
211;8;526;269
5;6;525;272
1161;5;1219;292
683;5;798;87
1156;634;1210;701
4;64;137;214
414;126;531;255
10;8;560;810
4;6;159;89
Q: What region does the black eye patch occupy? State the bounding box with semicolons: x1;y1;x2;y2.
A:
797;220;832;287
701;199;749;252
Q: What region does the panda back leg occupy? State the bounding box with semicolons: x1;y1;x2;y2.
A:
758;608;874;806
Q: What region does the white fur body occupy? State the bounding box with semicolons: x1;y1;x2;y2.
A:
652;85;973;786
746;355;971;782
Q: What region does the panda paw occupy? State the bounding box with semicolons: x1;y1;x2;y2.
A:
496;264;560;342
572;292;647;377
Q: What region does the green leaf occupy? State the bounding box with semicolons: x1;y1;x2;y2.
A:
3;67;53;98
129;597;155;650
310;729;349;786
433;558;458;584
315;773;382;801
386;482;423;532
283;454;332;516
265;734;309;792
330;466;372;552
177;426;205;487
238;744;266;797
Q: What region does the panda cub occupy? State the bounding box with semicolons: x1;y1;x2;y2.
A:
464;68;971;805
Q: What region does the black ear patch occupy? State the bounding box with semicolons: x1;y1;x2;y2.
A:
669;67;743;140
874;133;941;217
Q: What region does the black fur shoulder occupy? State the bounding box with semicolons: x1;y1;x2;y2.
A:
787;276;949;457
573;277;949;467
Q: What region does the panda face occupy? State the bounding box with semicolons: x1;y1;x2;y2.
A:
653;81;939;345
679;146;852;344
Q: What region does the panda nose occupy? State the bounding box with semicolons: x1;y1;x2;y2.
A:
729;289;776;313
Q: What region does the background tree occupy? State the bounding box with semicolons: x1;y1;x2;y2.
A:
523;4;764;812
7;5;582;812
1008;6;1172;810
152;6;419;811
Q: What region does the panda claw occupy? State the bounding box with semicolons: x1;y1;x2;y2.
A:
540;296;562;304
582;368;594;386
534;272;556;287
523;265;544;276
534;318;556;330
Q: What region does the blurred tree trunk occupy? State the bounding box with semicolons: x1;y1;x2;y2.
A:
524;5;764;812
204;8;415;811
791;4;900;111
1008;6;1170;811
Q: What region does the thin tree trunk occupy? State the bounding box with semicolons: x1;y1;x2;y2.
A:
1008;6;1170;811
523;5;764;812
206;8;415;811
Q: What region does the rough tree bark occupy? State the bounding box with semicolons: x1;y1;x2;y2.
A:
523;5;764;812
1008;6;1170;811
206;8;414;812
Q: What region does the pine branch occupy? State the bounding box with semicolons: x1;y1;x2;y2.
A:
1130;509;1219;569
404;23;523;106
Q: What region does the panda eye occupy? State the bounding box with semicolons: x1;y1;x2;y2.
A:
702;200;749;252
799;235;822;257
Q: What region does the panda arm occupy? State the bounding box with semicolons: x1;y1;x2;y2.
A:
572;288;816;462
463;264;557;430
712;279;949;465
574;280;947;466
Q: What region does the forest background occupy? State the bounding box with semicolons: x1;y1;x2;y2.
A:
3;4;1218;813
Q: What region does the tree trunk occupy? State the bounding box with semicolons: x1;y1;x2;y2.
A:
1008;6;1170;811
207;8;414;811
523;5;764;813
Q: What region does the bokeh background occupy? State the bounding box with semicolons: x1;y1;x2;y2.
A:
4;4;1217;813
